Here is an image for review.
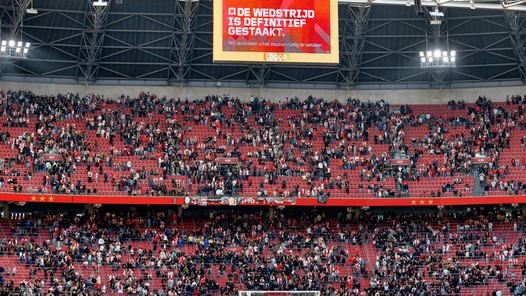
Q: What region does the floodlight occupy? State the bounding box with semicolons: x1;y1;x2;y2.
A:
26;0;38;14
419;48;456;68
0;39;30;58
429;7;444;17
93;0;108;6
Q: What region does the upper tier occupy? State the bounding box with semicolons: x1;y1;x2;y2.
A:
0;90;524;203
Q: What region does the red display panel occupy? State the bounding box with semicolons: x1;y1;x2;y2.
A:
213;0;339;64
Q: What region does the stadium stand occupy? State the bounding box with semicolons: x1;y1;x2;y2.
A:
1;0;526;296
0;89;525;200
0;206;523;295
1;89;526;295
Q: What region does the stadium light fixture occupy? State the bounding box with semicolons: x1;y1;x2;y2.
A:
429;6;445;17
0;10;31;59
26;7;38;14
0;39;30;59
419;49;456;68
93;0;108;7
26;0;38;14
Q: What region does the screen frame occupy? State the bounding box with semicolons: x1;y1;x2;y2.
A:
212;0;339;64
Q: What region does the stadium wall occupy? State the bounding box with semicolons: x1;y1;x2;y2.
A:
0;81;523;103
4;191;526;207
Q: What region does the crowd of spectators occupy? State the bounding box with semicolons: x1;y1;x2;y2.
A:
0;208;366;295
356;209;526;296
0;90;525;199
0;207;522;295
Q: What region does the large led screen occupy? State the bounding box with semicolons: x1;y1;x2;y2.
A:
213;0;339;64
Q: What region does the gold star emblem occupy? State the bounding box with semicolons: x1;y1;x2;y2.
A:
30;196;36;201
411;200;417;205
39;196;45;202
48;196;54;202
428;200;434;205
420;200;425;205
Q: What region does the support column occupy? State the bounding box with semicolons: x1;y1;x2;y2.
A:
504;10;526;84
354;207;361;220
3;202;9;220
269;207;275;220
246;64;271;88
77;0;111;84
85;204;94;216
345;206;352;221
169;0;199;84
338;5;371;89
0;0;31;79
424;7;451;88
438;206;444;218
